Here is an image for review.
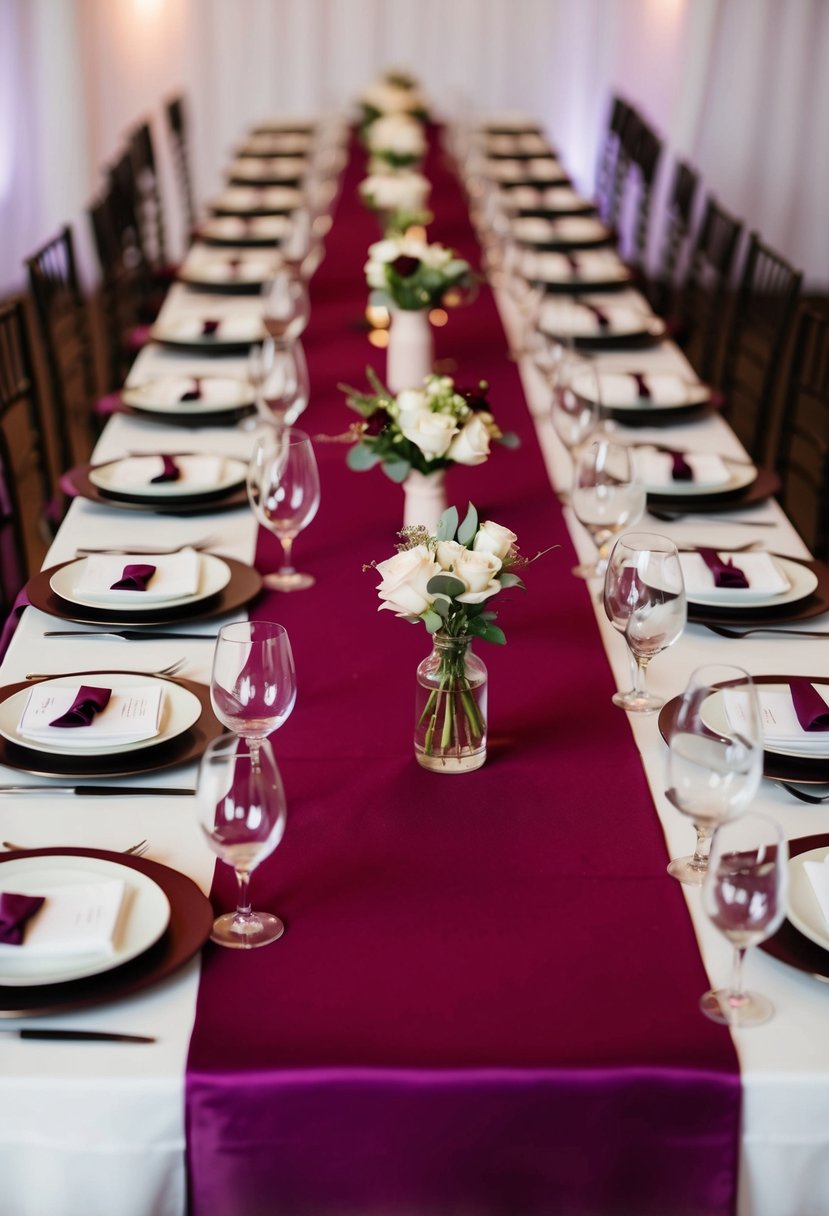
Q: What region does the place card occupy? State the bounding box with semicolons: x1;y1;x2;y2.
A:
803;855;829;931
639;450;732;489
18;684;164;747
0;879;127;957
724;683;829;754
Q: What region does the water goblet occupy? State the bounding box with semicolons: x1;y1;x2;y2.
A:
700;812;787;1027
570;438;645;578
247;428;321;591
196;734;287;948
548;345;601;463
210;621;297;760
603;532;686;713
262;267;310;344
665;663;764;885
255;338;310;430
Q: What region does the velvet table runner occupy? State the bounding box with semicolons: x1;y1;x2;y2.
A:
186;130;740;1216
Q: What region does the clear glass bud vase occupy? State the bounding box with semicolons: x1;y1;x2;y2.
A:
414;632;487;773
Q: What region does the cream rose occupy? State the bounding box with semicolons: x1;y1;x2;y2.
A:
375;545;440;619
367;115;426;158
435;540;465;571
446;415;492;466
360;171;430;213
401;412;458;458
393;388;429;428
473;520;518;561
452;549;504;604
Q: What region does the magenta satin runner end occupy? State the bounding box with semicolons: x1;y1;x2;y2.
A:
185;125;741;1216
697;547;750;589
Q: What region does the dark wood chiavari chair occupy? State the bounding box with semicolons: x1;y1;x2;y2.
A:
129;119;175;278
649;158;699;315
625;117;663;273
165;94;196;238
672;195;744;383
594;95;636;226
88;184;152;392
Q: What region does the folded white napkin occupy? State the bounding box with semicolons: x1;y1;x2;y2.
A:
592;372;693;407
203;216;290;240
679;552;790;597
725;684;829;754
513;216;555;242
540;299;643;337
127;377;248;408
74;548;201;602
18;684;164;747
230;157;306;179
803;855;829;929
638;450;732;489
109;455;226;490
0;880;126;958
158;316;265;343
527;250;628;284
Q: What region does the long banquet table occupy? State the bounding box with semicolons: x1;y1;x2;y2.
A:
1;120;829;1216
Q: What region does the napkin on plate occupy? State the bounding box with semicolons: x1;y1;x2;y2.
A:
679;551;790;597
49;684;112;727
107;455;226;490
110;563;157;591
74;548;201;602
637;450;732;489
724;682;829;755
0;892;44;945
790;677;829;732
18;683;164;747
0;880;126;957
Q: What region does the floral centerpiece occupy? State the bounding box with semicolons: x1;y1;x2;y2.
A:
365;234;472;311
371;503;529;772
366;113;428;169
359;169;432;236
359;70;429;129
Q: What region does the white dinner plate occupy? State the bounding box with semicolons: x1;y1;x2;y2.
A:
522;249;633;288
237;132;313;156
149;315;266;347
0;855;170;987
487;158;568;183
122;376;254;415
701;683;829;760
0;673;202;759
503;186;594;213
684;555;817;610
198;215;291;243
178;252;282;288
640;454;756;498
787;848;829;954
485;133;550;156
512;215;612;245
209;185;304;214
50;553;231;610
88;456;246;499
227;156;307;182
572;369;709;410
539;299;665;341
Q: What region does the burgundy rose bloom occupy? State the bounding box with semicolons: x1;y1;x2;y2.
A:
390;255;421;278
458;382;491;413
364;408;390;436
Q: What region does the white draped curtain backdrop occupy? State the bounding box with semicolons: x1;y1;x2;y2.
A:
1;0;826;293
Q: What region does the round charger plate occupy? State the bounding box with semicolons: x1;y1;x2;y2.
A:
683;553;819;611
572;369;710;411
26;556;262;627
88;456;246;501
0;848;213;1017
762;833;829;983
197;215;291;245
49;553;232;612
646;465;780;512
513;215;612;246
236;133;313;156
65;464;250;512
178;256;282;292
209;185;304;216
121;376;255;416
149;316;266;353
0;675;220;778
524;254;633;292
658;677;829;784
488;159;570;186
0;854;170;987
227;157;306;186
0;672;202;758
687;557;829;625
539;305;666;346
700;683;829;763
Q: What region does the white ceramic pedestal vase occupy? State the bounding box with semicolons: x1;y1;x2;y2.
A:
402;468;448;533
386;307;434;393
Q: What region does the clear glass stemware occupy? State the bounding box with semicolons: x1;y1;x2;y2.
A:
261;267;310;344
196;734;288;949
210;620;297;760
700;812;787;1027
251;337;309;430
603;531;687;713
247;428;321;591
665;663;764;885
570;438;646;578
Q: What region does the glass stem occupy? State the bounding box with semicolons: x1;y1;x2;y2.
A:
235;869;253;920
690;823;714;873
631;652;650;698
279;535;296;574
728;946;748;1007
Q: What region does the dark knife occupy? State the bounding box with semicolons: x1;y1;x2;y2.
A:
44;630;216;641
0;1029;155;1043
0;785;194;796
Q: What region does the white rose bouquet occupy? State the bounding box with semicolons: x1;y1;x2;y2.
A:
340;369;519;482
365;113;428;168
364;235;473;310
359;170;432;235
359;72;429;126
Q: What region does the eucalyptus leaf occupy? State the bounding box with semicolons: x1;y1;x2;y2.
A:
457;502;479;546
497;431;522;449
347;444;380;471
480;624;507;645
431;595;451;619
422;609;443;633
427;573;467;598
497;572;525;590
436;506;459;541
383;458;412;483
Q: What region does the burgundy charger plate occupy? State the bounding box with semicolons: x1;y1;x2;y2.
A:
65;464;250;513
762;832;829;982
647;465;780;511
658;676;829;785
0;848;213;1017
687;556;829;626
0;674;222;779
604;388;723;427
25;556;262;628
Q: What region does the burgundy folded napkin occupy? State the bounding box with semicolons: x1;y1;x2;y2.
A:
0;892;44;946
110;563;157;591
582;301;610;331
227;258;242;277
669;449;694;482
790;678;829;732
565;253;580;274
697;548;749;589
179;378;203;402
630;372;651;399
49;684;112;728
149;455;181;484
201;319;221;337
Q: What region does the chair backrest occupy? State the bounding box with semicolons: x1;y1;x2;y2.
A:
0;299;52;612
595;95;633;224
607;103;640;231
775;304;829;561
129;119;168;270
675;195;744;383
650;158;699;314
626;119;663;271
719;231;803;463
166;94;196;236
89;178;150;391
25;225;98;476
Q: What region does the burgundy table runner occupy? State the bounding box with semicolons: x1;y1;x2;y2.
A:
186;129;740;1216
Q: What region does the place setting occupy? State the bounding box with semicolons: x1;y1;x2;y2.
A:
208;184;304;216
114;374;256;427
226;155;307;187
763;830;829;983
64;451;251;514
484;131;554;157
569;365;716;423
674;544;829;628
148;313;267;354
500;184;597;218
511;213;614;250
177;248;284;293
486;157;571;185
23;545;263;629
195;213;293;247
235;131;314;157
0;843;213;1017
538;294;666;347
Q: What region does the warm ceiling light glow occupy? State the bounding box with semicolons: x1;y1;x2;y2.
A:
428;308;448;327
133;0;164;13
368;329;390;349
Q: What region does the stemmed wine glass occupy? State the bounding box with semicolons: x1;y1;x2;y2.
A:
547;344;602;486
570;438;645;578
210;621;297;762
196;733;287;948
665;664;764;885
700;812;787;1027
602;532;686;713
261;267;310;344
247;428;321;591
249;337;309;430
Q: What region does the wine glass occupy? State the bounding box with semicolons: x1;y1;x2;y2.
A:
700;812;787;1027
261;267;310;344
548;345;602;471
196;733;287;948
210;621;297;761
602;532;686;713
253;338;310;430
570;438;645;578
665;664;764;885
247;428;321;591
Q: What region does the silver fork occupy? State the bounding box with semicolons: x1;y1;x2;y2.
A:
703;624;829;639
2;839;150;856
24;658;187;680
74;536;217;556
774;783;829;805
